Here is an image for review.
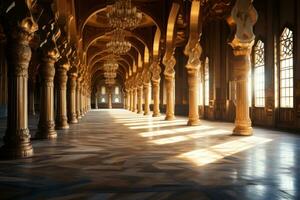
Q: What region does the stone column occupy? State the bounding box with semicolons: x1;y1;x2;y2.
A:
137;86;143;114
132;87;137;112
28;78;36;116
185;42;201;126
108;90;112;109
55;59;70;130
125;90;130;110
80;82;84;117
36;40;59;139
0;10;38;158
151;61;161;117
228;0;257;136
95;93;98;109
130;89;134;111
76;76;82;120
68;70;78;124
163;55;176;120
143;83;150;115
124;91;128;109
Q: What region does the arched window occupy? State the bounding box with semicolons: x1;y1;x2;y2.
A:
253;40;265;107
279;28;293;108
114;97;120;103
101;97;106;103
204;57;209;106
115;86;119;95
101;86;106;95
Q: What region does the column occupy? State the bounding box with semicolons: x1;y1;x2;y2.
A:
36;40;59;139
133;87;137;112
185;42;201;126
28;78;36;116
143;83;150;115
228;0;257;136
68;70;78;124
76;76;82;119
130;89;134;111
80;82;84;117
0;8;38;158
151;61;161;117
108;93;112;109
163;54;176;120
95;93;98;109
137;86;143;114
55;58;70;130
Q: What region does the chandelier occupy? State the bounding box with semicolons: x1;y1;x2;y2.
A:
104;71;117;79
107;0;142;30
106;28;131;55
103;58;119;71
105;78;116;85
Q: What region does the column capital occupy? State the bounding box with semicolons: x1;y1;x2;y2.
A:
150;60;161;82
184;41;202;73
163;54;176;79
227;0;258;56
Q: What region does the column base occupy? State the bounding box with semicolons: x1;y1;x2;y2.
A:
165;115;176;121
35;130;57;140
187;119;201;126
233;126;253;136
69;119;78;124
144;112;150;116
0;129;33;159
137;111;143;114
152;113;161;117
77;115;82;120
56;124;70;130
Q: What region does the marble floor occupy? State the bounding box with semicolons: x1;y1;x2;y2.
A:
0;109;299;200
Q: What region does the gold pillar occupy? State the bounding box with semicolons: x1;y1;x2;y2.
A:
130;89;134;111
133;87;137;112
55;59;70;130
126;90;130;110
68;70;78;124
163;55;176;120
151;61;161;117
95;92;98;109
228;0;257;136
80;82;84;117
143;83;150;115
185;42;201;126
108;90;112;109
76;76;82;119
0;10;38;158
137;86;143;114
36;40;59;139
28;78;36;116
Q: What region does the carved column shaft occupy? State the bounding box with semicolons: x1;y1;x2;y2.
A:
143;84;150;115
108;91;112;109
152;81;160;117
28;78;36;116
1;30;35;158
163;55;176;120
76;78;82;119
68;72;78;124
95;93;98;109
137;86;143;114
55;66;69;129
133;87;137;112
36;56;57;139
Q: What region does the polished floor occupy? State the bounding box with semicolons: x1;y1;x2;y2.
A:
0;109;299;200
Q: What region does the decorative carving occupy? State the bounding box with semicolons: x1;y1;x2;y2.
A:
228;0;258;56
163;54;176;79
150;60;161;82
184;40;202;73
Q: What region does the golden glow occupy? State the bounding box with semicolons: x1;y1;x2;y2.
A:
129;121;186;129
124;119;186;126
150;129;231;145
133;61;137;73
138;53;143;68
140;125;212;138
166;3;180;49
153;29;161;56
178;136;272;166
144;47;149;64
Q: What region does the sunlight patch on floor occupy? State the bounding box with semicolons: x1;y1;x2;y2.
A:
124;119;186;126
150;129;231;145
177;136;272;166
128;121;187;129
139;125;213;138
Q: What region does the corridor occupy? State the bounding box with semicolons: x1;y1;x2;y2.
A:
0;109;299;200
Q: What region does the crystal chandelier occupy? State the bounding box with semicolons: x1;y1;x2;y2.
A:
103;57;119;71
106;28;131;55
107;0;142;30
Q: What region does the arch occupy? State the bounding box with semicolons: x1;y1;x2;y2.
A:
165;3;180;57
